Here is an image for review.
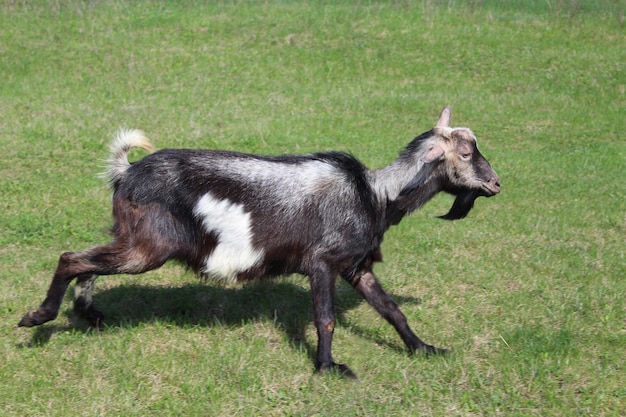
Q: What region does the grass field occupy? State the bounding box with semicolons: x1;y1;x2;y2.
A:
1;1;624;416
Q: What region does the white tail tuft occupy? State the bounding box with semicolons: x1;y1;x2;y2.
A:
104;129;155;183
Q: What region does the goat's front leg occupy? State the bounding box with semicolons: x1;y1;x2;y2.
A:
345;268;446;355
309;264;357;378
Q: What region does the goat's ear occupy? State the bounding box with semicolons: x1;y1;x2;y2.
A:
436;105;451;128
421;145;445;163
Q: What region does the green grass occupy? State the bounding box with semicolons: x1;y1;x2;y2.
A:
1;1;624;416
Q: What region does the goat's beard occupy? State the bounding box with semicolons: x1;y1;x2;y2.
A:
438;190;479;220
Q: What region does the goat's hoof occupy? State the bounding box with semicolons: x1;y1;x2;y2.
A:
419;344;449;356
18;309;56;328
318;362;358;380
74;305;105;328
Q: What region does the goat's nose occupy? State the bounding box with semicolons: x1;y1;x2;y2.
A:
491;177;501;194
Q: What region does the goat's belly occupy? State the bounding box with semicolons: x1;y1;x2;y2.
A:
202;244;265;282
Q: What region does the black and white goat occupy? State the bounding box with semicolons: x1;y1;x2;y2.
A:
19;106;500;377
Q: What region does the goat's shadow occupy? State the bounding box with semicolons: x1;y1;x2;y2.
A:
26;279;424;363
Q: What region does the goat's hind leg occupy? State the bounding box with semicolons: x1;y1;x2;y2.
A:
19;250;92;327
19;242;169;328
73;274;104;326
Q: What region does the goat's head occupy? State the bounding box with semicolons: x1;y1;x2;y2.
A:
421;106;501;220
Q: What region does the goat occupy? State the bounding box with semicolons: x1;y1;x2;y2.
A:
19;106;500;378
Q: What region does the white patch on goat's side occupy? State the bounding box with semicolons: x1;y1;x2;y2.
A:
193;193;265;281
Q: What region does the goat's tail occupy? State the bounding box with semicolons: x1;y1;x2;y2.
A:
104;129;155;183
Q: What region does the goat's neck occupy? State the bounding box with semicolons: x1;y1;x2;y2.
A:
381;175;443;227
368;157;435;203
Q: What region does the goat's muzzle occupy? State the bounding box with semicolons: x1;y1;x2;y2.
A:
483;176;501;197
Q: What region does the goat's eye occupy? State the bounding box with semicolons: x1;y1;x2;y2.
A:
460;153;472;160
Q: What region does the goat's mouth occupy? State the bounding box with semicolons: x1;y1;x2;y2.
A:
481;182;501;197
